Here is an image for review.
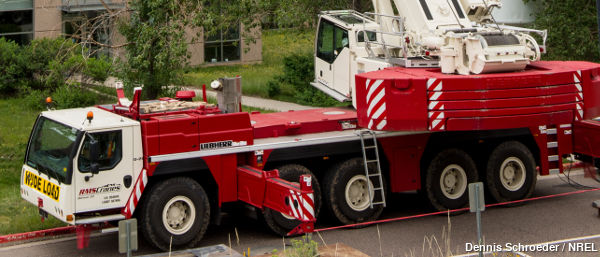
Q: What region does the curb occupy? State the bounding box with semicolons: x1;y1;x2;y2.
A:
0;226;76;244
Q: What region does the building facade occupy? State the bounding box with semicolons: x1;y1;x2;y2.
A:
0;0;262;66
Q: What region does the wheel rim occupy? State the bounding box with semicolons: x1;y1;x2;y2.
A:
439;164;468;200
162;196;196;235
344;175;373;211
499;157;526;191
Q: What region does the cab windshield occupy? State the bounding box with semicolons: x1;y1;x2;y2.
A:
25;116;81;185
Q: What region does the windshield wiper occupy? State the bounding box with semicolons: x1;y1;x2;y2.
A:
37;163;62;185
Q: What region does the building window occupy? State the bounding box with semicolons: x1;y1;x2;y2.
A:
63;11;111;57
204;25;240;63
0;9;34;45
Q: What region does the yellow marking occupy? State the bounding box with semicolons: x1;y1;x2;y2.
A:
23;170;60;201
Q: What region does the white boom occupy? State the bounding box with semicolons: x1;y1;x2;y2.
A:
311;0;547;106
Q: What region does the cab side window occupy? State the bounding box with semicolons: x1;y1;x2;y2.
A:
78;131;122;172
316;20;349;64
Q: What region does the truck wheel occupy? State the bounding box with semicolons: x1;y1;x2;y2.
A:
140;177;210;251
263;164;321;236
486;141;536;203
425;149;478;211
323;158;384;225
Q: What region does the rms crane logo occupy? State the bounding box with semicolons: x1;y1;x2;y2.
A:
364;79;388;130
78;184;121;199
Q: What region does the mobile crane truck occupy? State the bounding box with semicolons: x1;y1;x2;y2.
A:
20;0;600;251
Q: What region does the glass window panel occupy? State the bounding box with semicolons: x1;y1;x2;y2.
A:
1;32;32;45
222;41;240;62
223;25;239;41
204;42;222;63
334;26;348;52
205;31;220;42
316;20;334;63
78;131;123;172
333;14;364;24
0;0;33;12
0;10;33;44
357;31;376;42
0;10;33;33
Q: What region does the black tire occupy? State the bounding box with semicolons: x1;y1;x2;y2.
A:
323;158;384;225
263;164;321;236
140;177;210;251
486;141;537;203
425;149;478;211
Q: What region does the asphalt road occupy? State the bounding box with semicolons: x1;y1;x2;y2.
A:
3;169;600;257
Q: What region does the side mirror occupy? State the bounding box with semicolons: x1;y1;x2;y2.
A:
89;139;99;163
90;163;99;175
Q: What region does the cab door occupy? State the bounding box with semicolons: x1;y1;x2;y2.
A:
73;127;134;213
315;18;350;98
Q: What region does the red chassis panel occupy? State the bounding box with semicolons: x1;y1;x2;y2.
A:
573;119;600;158
355;61;600;132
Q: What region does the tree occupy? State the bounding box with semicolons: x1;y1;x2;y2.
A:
118;0;192;99
107;0;373;99
525;0;600;62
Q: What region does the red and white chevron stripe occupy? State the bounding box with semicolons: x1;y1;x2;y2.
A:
122;169;148;218
365;79;388;130
574;70;584;120
427;78;443;91
287;190;315;221
427;78;445;131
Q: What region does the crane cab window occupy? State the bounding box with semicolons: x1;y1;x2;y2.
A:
78;130;122;172
316;20;348;64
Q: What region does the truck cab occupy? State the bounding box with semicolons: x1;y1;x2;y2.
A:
21;107;142;224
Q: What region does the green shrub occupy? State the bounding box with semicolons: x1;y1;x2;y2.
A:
22;38;83;91
52;85;98;109
289;235;319;257
0;38;26;95
526;0;600;62
23;89;51;110
84;55;113;82
267;80;282;97
267;52;340;106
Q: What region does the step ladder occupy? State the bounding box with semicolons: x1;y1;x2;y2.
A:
544;125;562;175
358;130;387;208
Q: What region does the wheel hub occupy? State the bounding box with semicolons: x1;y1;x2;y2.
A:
162;196;196;235
439;164;467;200
345;175;373;211
500;157;526;191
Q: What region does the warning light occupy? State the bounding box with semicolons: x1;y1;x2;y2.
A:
87;111;94;123
46;97;52;104
66;215;73;222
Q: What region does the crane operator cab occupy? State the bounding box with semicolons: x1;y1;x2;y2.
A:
311;1;547;109
311;10;381;106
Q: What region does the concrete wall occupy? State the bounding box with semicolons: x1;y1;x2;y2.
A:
186;27;204;66
241;24;262;64
34;0;62;39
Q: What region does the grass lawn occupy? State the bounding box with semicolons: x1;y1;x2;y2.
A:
183;29;315;99
0;98;65;235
